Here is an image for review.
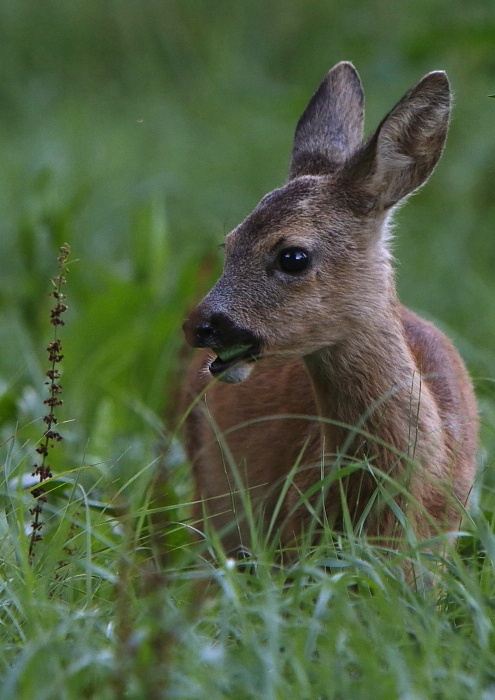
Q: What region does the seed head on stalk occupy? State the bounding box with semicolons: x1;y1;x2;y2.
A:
28;243;70;560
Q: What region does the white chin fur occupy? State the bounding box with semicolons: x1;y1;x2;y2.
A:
216;361;255;384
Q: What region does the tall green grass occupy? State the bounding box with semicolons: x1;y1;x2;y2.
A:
1;441;495;699
0;0;494;697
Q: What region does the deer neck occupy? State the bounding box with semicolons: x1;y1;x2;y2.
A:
303;307;422;462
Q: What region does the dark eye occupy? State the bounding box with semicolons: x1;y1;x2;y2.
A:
277;247;310;274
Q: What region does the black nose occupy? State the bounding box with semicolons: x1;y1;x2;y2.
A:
182;310;258;349
195;322;215;343
182;314;216;347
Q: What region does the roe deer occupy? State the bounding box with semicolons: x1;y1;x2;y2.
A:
182;62;477;556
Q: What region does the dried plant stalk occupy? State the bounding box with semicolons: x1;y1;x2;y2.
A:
28;243;70;559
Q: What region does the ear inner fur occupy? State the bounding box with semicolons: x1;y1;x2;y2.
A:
340;71;451;210
289;61;364;179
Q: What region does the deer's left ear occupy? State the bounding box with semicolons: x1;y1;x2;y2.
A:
289;61;364;179
341;71;451;210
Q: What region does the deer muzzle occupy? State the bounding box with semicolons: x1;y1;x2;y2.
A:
182;309;261;383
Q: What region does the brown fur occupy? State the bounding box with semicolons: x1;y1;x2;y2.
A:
181;62;477;555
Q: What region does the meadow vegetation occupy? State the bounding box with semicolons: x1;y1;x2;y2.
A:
0;1;495;697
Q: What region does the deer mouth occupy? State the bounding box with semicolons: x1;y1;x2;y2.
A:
209;343;260;380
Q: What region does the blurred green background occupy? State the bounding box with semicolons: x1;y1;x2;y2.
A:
0;0;494;491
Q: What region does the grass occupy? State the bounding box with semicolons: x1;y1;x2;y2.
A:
2;455;495;699
0;0;495;697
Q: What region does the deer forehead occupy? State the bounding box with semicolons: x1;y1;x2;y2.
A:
224;176;359;258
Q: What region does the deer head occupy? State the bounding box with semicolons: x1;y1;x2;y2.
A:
182;62;451;383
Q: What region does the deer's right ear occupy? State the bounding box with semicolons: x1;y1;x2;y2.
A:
288;61;364;179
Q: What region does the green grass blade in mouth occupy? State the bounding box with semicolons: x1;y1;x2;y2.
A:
214;344;252;362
